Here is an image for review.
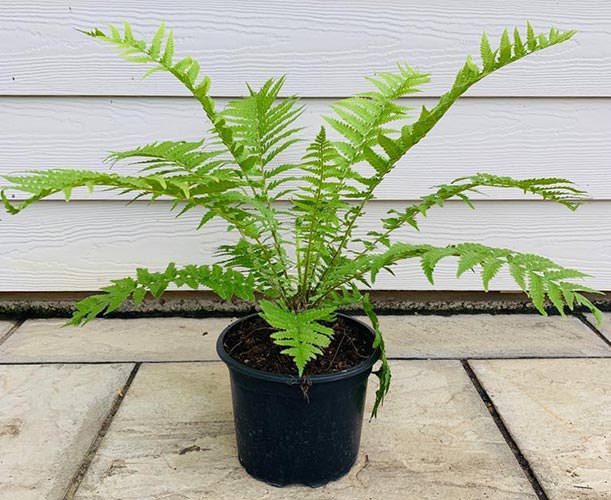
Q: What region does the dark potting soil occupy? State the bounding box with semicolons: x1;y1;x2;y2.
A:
223;315;374;376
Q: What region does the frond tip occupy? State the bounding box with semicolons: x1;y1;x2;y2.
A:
378;242;601;319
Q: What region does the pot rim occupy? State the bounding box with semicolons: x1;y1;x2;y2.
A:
216;312;380;384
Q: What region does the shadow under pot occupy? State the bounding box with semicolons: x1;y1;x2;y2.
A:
216;312;380;487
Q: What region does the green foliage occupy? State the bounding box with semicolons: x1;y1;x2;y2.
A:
378;173;586;236
1;21;600;417
221;76;304;173
362;293;391;418
106;140;227;174
260;301;336;375
68;263;255;326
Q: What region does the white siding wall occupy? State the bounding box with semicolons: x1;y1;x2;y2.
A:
1;1;610;291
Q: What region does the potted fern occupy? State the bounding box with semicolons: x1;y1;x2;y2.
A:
2;22;602;487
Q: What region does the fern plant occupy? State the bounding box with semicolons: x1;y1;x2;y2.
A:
2;22;602;416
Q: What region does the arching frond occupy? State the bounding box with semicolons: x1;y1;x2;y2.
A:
374;174;586;240
316;23;579;297
314;241;601;323
381;24;577;166
68;263;255;326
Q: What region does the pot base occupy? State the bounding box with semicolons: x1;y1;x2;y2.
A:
239;455;358;488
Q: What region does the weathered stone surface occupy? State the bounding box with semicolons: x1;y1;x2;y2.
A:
76;361;535;499
0;363;133;500
0;317;233;362
586;312;611;343
3;315;607;364
472;359;611;499
362;314;611;358
0;320;16;339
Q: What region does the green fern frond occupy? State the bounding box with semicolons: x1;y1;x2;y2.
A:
83;22;259;182
325;64;429;177
68;263;255;326
312;240;601;322
107;139;228;175
313;24;575;296
82;23;297;299
380;173;586;235
221;77;304;169
393;23;576;157
259;301;336;375
1;168;239;212
299;66;429;293
361;293;390;419
219;77;305;279
353;242;597;316
293;127;352;300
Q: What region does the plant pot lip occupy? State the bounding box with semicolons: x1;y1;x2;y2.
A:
216;312;380;384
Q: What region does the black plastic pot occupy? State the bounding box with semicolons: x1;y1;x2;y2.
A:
216;313;380;487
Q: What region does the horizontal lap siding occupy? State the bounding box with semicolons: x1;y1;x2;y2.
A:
1;200;609;291
0;1;609;291
2;1;610;96
2;97;610;201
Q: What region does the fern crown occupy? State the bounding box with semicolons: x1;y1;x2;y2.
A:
2;22;599;417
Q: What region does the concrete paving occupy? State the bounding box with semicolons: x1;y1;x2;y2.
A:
0;317;234;362
371;314;611;358
0;320;15;339
0;364;133;500
472;359;611;499
0;313;608;499
75;361;536;500
1;315;608;363
586;312;611;343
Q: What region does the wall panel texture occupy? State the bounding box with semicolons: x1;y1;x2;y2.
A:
1;1;609;291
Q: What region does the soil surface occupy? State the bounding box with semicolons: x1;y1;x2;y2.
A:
223;315;375;376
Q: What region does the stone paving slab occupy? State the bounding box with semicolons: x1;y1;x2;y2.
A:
75;361;535;500
369;314;611;358
586;313;611;343
471;359;611;499
0;363;133;500
0;317;234;362
2;315;608;364
0;320;16;339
